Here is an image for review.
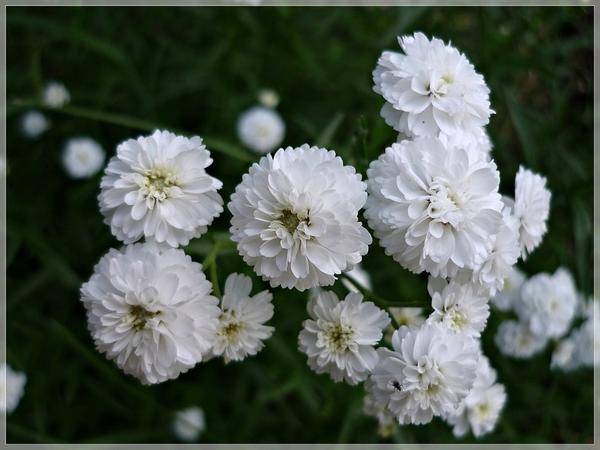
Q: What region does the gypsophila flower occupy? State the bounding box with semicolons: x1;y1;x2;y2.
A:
80;242;220;385
555;299;599;371
341;264;372;293
258;89;280;108
515;267;577;339
211;273;274;363
373;32;493;142
495;320;547;359
62;137;105;179
0;364;26;414
369;323;479;425
172;406;205;442
513;167;551;259
551;338;579;371
21;110;49;138
237;106;285;154
99;130;223;247
363;380;397;438
365;137;503;278
42;81;70;108
229;144;372;291
298;290;390;385
491;266;526;312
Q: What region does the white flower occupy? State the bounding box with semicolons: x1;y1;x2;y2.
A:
363;380;397;438
373;32;493;141
211;273;274;363
21;110;49;138
513;167;551;258
0;364;26;414
258;89;280;108
62;137;105;179
551;338;578;371
556;299;599;370
42;81;70;108
491;266;526;312
389;307;424;327
369;322;479;425
494;320;547;359
365;137;503;278
229;144;372;291
445;356;506;438
341;264;372;293
237;106;285;154
80;243;220;385
99;130;223;247
172;406;205;442
515;268;577;339
427;278;490;338
298;290;390;385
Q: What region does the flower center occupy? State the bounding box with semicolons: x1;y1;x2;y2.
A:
279;209;307;234
325;323;355;353
129;304;160;331
447;307;469;331
142;168;178;202
218;312;244;342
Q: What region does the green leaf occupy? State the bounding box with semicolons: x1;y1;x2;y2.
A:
316;112;344;148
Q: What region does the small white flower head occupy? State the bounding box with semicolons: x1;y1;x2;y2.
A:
494;320;547;359
258;89;280;108
237;106;285;154
229;144;372;291
341;264;372;293
21;110;49;138
491;266;526;312
369;322;479;425
513;167;551;258
62;137;105;179
551;337;579;371
515;268;577;339
365;137;503;278
298;291;390;385
172;406;205;442
99;130;223;247
563;299;599;369
212;273;274;363
363;380;397;438
42;81;70;108
80;243;220;385
373;32;493;141
427;278;490;338
0;364;26;414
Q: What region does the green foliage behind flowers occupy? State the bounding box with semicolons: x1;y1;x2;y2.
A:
6;5;592;443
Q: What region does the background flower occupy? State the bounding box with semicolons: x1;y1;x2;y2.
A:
42;81;70;108
20;110;49;138
237;106;285;154
172;406;206;442
0;364;26;414
62;137;105;179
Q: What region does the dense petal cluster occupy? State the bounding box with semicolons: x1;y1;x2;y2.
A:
211;273;274;363
298;291;390;385
21;110;49;138
0;364;26;414
62;137;105;179
494;320;547;359
80;243;220;385
229;144;371;290
172;406;206;442
99;130;223;247
237;106;285;154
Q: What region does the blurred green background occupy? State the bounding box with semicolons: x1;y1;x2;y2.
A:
6;6;593;444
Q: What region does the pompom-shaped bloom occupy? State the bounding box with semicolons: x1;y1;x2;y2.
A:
62;137;105;179
99;130;223;247
515;268;577;339
0;364;26;414
172;406;205;442
369;323;479;425
229;145;371;290
373;32;493;141
298;291;390;385
237;106;285;154
42;81;70;108
211;273;274;363
491;266;526;312
365;137;503;278
21;110;49;138
494;320;547;359
80;243;220;385
513;167;551;258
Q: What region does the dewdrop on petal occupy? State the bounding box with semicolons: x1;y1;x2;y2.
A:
0;364;26;414
42;81;70;108
21;110;49;138
172;406;206;442
62;137;105;179
237;106;285;154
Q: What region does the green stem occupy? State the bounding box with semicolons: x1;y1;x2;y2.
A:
203;240;222;298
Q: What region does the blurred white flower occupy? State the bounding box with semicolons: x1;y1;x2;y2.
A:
554;299;599;371
551;338;578;371
258;89;280;108
172;406;205;442
389;307;424;328
237;106;285;154
365;137;503;278
42;81;70;108
21;110;49;138
373;32;493;142
229;144;371;291
513;167;551;259
80;243;220;385
369;323;479;425
515;268;577;339
0;364;26;414
99;130;223;247
363;380;397;438
341;264;372;293
491;266;526;312
211;273;274;363
62;137;105;179
495;320;547;359
298;290;390;385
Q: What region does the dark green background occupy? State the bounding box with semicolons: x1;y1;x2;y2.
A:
6;6;593;444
